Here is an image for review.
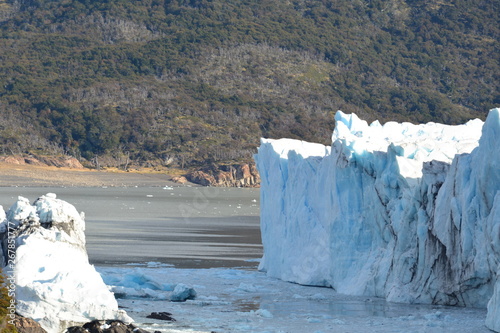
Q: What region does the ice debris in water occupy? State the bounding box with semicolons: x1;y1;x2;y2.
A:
170;283;197;302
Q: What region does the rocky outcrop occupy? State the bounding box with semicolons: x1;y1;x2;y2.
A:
13;314;48;333
171;175;188;184
0;155;28;165
0;155;83;169
36;156;84;169
186;170;216;186
66;320;149;333
146;312;175;321
186;163;260;187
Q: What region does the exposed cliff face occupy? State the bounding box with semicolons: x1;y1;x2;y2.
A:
185;163;260;187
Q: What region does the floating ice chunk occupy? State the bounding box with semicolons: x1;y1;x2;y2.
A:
307;317;322;323
254;309;273;318
171;283;197;302
146;261;174;268
424;311;443;321
236;283;258;293
101;269;171;293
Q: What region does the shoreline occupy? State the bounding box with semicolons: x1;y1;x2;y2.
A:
0;162;184;188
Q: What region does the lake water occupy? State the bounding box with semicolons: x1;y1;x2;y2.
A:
0;185;262;268
0;185;491;332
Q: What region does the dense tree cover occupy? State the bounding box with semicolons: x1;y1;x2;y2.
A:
0;0;498;167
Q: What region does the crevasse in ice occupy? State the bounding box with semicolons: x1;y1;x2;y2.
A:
255;108;500;332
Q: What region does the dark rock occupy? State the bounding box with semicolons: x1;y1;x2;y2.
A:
65;327;87;333
66;320;149;333
82;320;102;332
146;312;176;321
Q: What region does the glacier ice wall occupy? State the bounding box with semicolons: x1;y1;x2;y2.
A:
0;194;132;333
256;108;500;332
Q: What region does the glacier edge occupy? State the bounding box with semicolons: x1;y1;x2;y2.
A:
256;108;500;332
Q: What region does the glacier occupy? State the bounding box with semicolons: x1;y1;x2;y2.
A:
0;194;132;333
255;108;500;332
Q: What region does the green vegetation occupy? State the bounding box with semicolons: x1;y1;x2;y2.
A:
0;0;498;167
0;270;17;333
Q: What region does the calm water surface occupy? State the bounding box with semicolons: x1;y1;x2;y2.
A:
0;185;262;268
0;186;491;333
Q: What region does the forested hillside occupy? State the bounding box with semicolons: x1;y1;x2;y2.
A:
0;0;498;168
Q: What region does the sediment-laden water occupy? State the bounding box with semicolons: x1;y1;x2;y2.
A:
0;185;262;267
0;185;490;332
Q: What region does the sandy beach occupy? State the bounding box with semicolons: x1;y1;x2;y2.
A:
0;162;179;187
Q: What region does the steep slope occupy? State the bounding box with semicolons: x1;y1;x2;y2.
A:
0;0;498;167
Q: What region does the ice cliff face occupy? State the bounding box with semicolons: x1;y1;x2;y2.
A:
0;194;132;333
255;108;500;332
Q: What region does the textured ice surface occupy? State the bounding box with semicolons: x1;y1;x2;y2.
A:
0;194;132;333
97;265;491;333
256;109;500;332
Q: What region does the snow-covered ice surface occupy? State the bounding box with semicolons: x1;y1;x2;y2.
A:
256;108;500;332
0;194;131;333
97;263;491;333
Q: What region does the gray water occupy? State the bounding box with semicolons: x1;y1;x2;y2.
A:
0;186;491;332
0;185;262;268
